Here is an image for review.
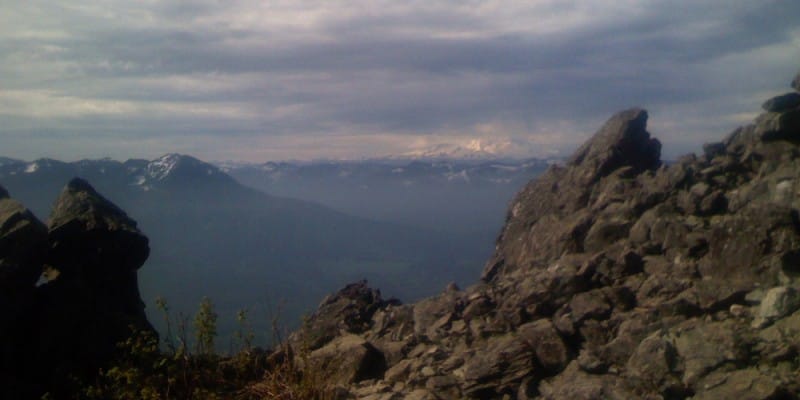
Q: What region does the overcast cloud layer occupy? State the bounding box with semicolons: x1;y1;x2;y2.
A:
1;0;799;162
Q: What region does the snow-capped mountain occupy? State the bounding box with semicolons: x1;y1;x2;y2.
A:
382;138;549;162
219;158;551;188
0;154;236;194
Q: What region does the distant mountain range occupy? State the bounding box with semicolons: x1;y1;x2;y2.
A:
218;157;552;235
391;137;551;161
0;153;553;345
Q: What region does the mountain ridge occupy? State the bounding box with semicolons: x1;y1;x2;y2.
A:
221;157;551;235
0;152;493;350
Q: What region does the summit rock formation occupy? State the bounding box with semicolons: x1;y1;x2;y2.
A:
0;178;152;398
287;71;800;399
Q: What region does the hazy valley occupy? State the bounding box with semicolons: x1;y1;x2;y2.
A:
0;154;545;343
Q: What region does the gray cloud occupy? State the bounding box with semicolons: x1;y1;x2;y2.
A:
1;0;798;161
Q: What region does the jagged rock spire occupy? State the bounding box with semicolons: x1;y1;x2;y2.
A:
567;108;661;184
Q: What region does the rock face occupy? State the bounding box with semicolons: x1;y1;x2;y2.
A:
290;72;800;399
45;178;150;328
0;178;152;398
0;190;48;397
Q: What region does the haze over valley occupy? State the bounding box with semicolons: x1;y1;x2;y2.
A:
0;153;545;342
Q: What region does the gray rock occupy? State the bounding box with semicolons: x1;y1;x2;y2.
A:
568;289;612;324
0;187;47;397
702;142;726;159
291;280;395;351
755;109;800;141
625;333;683;395
692;369;785;400
761;92;800;112
518;319;569;373
0;179;155;398
403;389;440;400
752;286;800;328
48;177;149;274
567;108;661;183
583;218;632;254
670;319;751;387
44;178;152;329
538;362;633;400
305;334;387;385
483;109;659;283
0;188;47;286
461;334;535;397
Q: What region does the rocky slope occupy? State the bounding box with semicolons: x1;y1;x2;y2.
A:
0;178;152;398
287;71;800;399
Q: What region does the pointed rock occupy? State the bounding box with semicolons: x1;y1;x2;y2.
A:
0;186;47;397
568;108;661;184
792;70;800;92
48;177;149;274
755;109;800;142
761;92;800;112
483;108;660;282
289;280;396;351
29;178;153;395
0;186;47;286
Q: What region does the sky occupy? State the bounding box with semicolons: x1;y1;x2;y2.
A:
1;0;799;162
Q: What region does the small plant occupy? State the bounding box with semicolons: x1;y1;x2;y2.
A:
235;308;256;354
79;296;334;399
194;297;218;356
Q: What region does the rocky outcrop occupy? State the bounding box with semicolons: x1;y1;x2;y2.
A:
44;177;150;330
0;178;152;398
0;190;48;397
290;71;800;399
289;280;398;352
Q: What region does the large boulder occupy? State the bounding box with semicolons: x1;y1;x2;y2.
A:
48;177;149;274
43;177;150;329
0;186;47;398
761;92;800;112
566;108;661;184
289;280;396;351
303;334;387;386
32;178;153;395
0;186;47;287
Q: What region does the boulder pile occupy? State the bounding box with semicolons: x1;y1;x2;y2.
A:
289;71;800;399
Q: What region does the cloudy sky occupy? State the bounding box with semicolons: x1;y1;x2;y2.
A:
1;1;799;162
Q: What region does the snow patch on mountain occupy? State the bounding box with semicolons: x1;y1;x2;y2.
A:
394;138;540;161
445;170;470;183
24;163;39;173
146;153;182;181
